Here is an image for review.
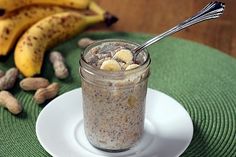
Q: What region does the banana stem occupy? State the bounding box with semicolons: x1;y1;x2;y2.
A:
0;9;4;16
104;12;119;27
85;14;104;25
85;13;118;27
88;0;118;26
88;1;105;15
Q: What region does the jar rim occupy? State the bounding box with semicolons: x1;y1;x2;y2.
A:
79;39;151;79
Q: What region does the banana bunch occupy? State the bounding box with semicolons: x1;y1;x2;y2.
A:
15;12;105;77
0;6;70;56
0;0;118;77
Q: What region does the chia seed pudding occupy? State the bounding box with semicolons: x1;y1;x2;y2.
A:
79;39;151;151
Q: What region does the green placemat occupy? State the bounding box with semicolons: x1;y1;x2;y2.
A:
0;32;236;157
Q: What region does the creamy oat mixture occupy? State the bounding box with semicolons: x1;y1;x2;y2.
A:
81;41;149;151
84;42;145;71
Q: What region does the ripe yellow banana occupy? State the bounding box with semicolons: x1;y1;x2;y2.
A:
0;0;91;15
0;1;115;56
14;12;106;77
0;6;70;56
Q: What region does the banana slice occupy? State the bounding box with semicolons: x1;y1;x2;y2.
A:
125;64;140;70
114;49;133;63
100;59;121;71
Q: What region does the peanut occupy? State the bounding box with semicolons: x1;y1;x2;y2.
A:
77;38;95;48
0;91;22;115
20;77;50;91
49;51;69;79
0;68;18;90
33;83;60;104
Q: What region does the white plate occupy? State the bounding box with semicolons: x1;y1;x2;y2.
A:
36;88;193;157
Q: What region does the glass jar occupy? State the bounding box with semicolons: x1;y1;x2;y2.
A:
79;39;151;152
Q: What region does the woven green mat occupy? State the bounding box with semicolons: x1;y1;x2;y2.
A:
0;32;236;157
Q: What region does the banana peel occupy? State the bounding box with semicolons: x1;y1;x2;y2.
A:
0;0;91;15
0;5;71;56
0;1;118;56
14;11;118;77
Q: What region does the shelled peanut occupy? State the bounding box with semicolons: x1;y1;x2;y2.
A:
34;83;60;104
19;77;60;104
0;68;19;90
0;91;22;115
20;77;49;91
49;51;69;79
78;37;96;48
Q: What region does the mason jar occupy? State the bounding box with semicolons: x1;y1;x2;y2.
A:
79;39;151;152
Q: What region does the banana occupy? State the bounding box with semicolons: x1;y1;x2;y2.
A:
0;6;71;56
114;49;133;63
100;59;121;71
0;0;91;14
14;12;106;77
0;1;116;56
125;64;140;70
88;1;105;15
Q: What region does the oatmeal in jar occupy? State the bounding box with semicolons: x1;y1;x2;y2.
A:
79;39;151;151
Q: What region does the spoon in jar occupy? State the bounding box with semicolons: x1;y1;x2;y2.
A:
132;1;225;59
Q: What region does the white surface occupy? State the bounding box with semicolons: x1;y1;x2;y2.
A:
36;88;193;157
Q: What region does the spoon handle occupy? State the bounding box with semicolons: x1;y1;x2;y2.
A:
133;1;225;53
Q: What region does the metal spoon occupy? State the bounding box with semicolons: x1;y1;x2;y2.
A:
133;1;225;58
